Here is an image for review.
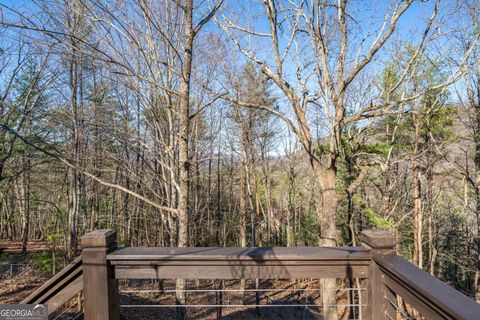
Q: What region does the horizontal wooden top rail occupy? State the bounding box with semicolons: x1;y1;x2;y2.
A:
107;247;372;279
107;246;371;261
375;254;480;320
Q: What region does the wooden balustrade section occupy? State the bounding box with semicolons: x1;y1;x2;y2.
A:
108;246;371;279
26;228;476;320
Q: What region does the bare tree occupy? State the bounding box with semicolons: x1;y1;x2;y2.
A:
218;0;477;317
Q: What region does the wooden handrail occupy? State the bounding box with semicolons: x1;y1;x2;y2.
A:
375;254;480;320
21;255;83;315
107;246;370;261
108;246;371;279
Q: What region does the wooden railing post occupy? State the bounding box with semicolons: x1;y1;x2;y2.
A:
361;230;396;320
82;229;119;320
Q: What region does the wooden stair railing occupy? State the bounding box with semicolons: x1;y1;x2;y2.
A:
21;255;83;315
376;254;479;319
361;230;480;320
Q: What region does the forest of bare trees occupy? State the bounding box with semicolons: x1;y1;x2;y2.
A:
1;0;480;314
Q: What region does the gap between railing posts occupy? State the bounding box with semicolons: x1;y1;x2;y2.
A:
360;229;397;320
82;229;120;320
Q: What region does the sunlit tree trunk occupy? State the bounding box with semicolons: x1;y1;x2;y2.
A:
412;114;423;268
175;1;194;317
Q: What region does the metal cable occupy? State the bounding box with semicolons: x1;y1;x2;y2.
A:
120;303;365;308
121;287;365;293
384;295;415;319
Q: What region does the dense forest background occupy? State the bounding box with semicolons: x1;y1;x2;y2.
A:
0;0;479;309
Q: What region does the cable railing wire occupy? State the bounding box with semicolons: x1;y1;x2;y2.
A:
120;287;365;293
384;287;421;320
119;281;365;320
120;303;365;308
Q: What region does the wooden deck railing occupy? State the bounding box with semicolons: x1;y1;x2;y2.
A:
21;255;83;313
29;228;480;319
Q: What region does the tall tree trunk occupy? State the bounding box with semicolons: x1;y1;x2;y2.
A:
177;0;193;249
239;161;247;248
413;115;423;268
287;166;296;247
239;159;247;304
313;162;339;320
425;138;436;276
314;165;338;247
262;156;274;245
16;156;30;254
21;157;30;253
66;0;87;260
67;45;80;261
176;1;194;318
474;100;480;303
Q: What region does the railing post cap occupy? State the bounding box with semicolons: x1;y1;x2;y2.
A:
360;229;396;250
82;229;116;248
